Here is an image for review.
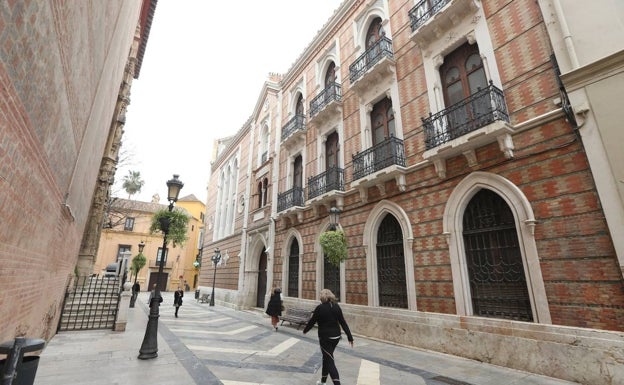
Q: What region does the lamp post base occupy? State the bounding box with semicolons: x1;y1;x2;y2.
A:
138;299;160;360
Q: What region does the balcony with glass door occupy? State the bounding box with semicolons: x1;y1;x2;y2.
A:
422;82;514;178
351;136;407;202
349;36;395;93
309;82;343;125
307;167;345;209
277;186;306;223
281;114;306;151
408;0;479;47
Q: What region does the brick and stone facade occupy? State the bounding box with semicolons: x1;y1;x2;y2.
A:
0;0;155;342
201;1;624;383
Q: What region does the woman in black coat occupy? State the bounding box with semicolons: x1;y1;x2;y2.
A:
173;288;183;318
303;289;354;385
265;287;282;331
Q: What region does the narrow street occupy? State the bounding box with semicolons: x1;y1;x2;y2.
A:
35;292;580;385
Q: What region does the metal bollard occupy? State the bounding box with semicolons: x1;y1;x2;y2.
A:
0;338;45;385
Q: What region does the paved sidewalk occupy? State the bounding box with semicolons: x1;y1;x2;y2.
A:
32;292;580;385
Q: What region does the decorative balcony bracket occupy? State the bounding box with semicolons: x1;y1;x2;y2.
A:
354;172;407;203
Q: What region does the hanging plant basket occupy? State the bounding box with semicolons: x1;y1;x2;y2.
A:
319;230;347;267
150;209;190;247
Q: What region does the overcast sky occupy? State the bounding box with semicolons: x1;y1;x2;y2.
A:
114;0;344;203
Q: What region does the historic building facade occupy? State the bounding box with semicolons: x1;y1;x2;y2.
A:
96;195;205;292
200;1;624;383
0;0;156;342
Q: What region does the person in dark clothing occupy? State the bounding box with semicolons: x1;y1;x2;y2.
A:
173;287;184;317
265;287;283;331
303;289;354;385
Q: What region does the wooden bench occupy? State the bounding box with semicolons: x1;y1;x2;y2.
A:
198;294;210;303
280;308;312;329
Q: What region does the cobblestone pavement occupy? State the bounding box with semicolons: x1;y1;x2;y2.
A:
34;292;580;385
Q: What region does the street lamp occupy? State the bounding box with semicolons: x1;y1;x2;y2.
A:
129;241;146;308
138;174;183;360
209;248;221;306
328;206;341;231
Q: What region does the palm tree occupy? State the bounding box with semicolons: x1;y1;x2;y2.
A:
122;170;144;199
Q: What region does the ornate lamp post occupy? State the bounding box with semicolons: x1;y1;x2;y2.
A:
129;241;146;308
328;206;341;231
138;174;183;360
209;248;221;306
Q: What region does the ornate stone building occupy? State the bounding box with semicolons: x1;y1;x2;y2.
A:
200;1;624;383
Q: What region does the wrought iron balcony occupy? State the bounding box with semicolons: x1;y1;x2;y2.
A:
309;83;342;118
277;186;305;212
408;0;450;31
281;114;306;142
352;136;406;181
422;82;510;150
308;167;344;200
349;36;394;85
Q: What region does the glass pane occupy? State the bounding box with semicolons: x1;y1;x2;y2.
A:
445;67;460;84
447;81;464;105
468;68;488;94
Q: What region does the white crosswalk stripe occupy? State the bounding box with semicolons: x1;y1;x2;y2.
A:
169;325;257;335
188;337;299;357
357;359;380;385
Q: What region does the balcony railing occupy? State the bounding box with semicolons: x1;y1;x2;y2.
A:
422;82;510;150
352;136;406;181
281;114;306;142
349;36;394;84
309;83;342;118
277;186;305;212
408;0;450;31
308;167;344;200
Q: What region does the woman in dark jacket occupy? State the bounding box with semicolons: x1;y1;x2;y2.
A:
265;287;282;331
303;289;354;385
173;287;183;318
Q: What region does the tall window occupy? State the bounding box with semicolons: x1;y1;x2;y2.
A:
293;155;303;189
117;245;131;263
325;62;336;87
260;124;270;164
463;189;533;321
366;17;385;51
156;247;168;264
376;214;407;308
296;94;304;116
440;42;488;128
124;217;135;231
371;97;395;145
288;239;299;297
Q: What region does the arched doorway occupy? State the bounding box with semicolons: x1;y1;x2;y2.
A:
376;214;408;308
463;189;533;321
256;247;268;307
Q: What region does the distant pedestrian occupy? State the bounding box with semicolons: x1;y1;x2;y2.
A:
148;284;162;307
265;287;283;331
303;289;354;385
184;280;190;291
174;287;184;317
132;282;141;303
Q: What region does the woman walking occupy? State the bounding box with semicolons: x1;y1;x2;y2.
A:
303;289;354;385
173;287;184;317
265;287;283;331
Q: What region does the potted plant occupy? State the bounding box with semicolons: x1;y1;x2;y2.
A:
319;230;347;267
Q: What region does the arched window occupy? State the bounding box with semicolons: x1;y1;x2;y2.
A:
371;97;395;145
296;94;304;116
257;181;263;208
325;62;336;88
376;214;407;308
440;42;488;129
463;189;533;321
366;17;384;50
288;239;300;297
262;178;269;206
